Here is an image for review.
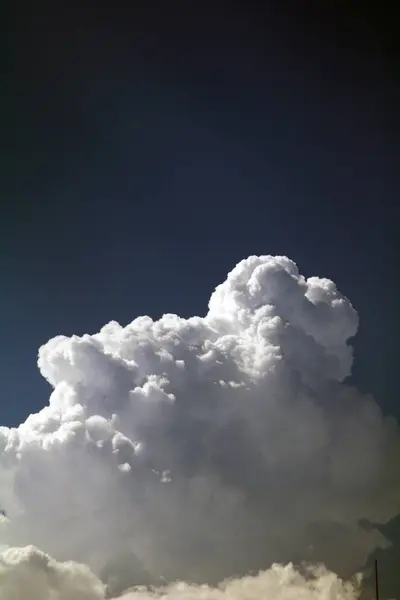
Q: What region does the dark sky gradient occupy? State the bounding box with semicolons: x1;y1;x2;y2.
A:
3;0;399;594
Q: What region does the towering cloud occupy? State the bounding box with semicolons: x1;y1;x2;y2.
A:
0;255;399;597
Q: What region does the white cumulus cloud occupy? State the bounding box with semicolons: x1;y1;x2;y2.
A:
0;545;104;600
0;255;399;595
0;545;362;600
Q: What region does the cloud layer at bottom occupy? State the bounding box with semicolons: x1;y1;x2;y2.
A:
0;545;362;600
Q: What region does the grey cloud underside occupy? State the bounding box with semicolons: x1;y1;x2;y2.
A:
0;255;399;593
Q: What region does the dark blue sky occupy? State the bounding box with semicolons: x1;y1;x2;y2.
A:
5;1;397;425
3;2;399;589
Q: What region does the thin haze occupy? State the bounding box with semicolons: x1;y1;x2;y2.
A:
0;255;399;598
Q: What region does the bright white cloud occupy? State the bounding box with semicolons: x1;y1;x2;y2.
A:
0;545;104;600
0;255;399;595
116;562;362;600
0;545;362;600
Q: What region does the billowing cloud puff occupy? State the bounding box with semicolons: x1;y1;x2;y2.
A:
0;545;104;600
117;562;362;600
0;255;399;593
0;545;361;600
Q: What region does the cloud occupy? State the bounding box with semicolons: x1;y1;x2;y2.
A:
0;255;399;593
0;545;362;600
0;545;104;600
116;562;362;600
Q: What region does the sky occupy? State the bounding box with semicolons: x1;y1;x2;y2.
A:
3;1;399;597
